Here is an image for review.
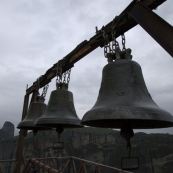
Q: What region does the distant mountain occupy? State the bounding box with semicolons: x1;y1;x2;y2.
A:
0;127;173;173
0;121;14;142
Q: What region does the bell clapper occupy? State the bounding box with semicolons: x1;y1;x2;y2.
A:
120;125;134;157
33;129;38;136
53;127;65;149
127;139;132;157
120;126;140;171
56;127;64;142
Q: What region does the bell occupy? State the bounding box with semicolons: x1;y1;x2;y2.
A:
17;95;50;132
34;84;83;130
81;59;173;129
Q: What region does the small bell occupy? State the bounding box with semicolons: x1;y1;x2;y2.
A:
17;95;51;132
34;83;83;131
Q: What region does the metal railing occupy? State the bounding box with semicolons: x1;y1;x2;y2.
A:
21;156;132;173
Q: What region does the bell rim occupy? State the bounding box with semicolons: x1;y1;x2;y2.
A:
82;107;173;129
35;117;83;128
81;119;173;129
17;120;51;130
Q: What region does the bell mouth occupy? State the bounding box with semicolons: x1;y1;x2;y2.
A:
82;105;173;129
17;120;51;131
35;117;83;128
81;119;173;129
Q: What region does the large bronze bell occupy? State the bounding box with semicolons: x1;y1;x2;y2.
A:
34;84;83;129
17;96;50;131
81;59;173;129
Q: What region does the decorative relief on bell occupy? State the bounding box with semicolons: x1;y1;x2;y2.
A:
130;74;141;86
48;103;58;112
116;89;130;96
47;91;75;113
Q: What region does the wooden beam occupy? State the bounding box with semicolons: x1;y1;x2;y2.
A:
129;1;173;57
26;0;166;95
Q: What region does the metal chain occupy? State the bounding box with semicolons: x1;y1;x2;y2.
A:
121;33;126;51
63;71;67;83
67;69;71;84
41;84;49;98
60;69;71;85
101;16;122;58
111;19;120;53
55;60;71;88
101;28;112;58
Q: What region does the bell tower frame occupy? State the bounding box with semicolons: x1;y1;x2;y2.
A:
13;0;173;172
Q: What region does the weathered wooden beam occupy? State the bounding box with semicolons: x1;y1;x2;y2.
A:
129;1;173;57
30;158;59;173
26;0;166;95
26;40;94;95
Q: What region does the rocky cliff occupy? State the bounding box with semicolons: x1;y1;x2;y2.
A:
0;122;14;142
0;127;173;173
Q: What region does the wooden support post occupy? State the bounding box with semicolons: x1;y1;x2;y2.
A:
129;1;173;57
13;91;37;173
13;94;29;173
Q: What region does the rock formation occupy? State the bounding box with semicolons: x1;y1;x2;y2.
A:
0;127;173;173
0;121;14;142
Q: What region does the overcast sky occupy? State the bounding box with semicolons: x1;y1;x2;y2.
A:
0;0;173;136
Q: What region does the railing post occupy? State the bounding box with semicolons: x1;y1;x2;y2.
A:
78;162;87;173
94;166;101;173
62;159;70;173
70;158;77;173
